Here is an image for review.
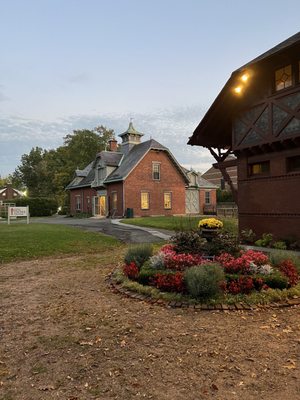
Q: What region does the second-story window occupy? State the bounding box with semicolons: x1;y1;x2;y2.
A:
275;64;292;91
152;163;160;180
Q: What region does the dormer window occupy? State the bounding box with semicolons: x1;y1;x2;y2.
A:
275;64;292;91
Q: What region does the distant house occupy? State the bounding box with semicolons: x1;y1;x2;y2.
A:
0;184;24;201
184;168;218;214
188;32;300;241
202;156;237;191
66;122;217;217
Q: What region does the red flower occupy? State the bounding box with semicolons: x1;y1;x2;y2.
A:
151;272;185;293
277;260;299;286
216;250;269;274
123;262;139;280
223;276;255;294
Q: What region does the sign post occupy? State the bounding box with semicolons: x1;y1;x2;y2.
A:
8;206;30;224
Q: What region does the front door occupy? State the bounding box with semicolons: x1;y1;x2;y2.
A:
93;195;107;217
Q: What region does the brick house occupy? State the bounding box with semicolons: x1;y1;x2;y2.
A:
0;185;24;201
67;122;217;217
188;32;300;241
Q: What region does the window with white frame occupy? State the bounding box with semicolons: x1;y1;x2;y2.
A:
205;191;211;205
141;192;149;210
164;192;172;209
152;163;160;180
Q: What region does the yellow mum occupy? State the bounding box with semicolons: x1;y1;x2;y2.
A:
198;218;223;229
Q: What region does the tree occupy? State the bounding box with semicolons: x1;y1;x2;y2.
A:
13;147;50;197
63;125;114;171
13;125;115;203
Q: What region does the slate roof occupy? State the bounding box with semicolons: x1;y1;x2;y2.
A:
65;152;123;190
96;151;123;167
67;138;189;189
183;167;218;189
196;175;218;189
104;139;189;184
65;161;95;190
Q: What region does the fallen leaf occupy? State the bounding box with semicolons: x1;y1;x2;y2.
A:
38;385;55;391
79;341;93;346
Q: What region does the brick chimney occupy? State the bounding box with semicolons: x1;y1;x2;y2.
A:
108;138;118;152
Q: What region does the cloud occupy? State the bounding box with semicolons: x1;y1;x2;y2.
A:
67;72;90;84
0;85;9;102
0;106;215;176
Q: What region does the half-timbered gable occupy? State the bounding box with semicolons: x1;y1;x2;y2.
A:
188;32;300;241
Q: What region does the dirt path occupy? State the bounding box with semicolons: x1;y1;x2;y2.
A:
0;252;299;400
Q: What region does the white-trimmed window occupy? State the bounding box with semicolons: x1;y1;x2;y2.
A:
152;163;160;180
112;191;118;210
141;192;149;210
75;195;81;211
205;191;211;205
164;192;172;209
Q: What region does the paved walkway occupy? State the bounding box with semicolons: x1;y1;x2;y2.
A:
111;219;171;240
29;215;173;244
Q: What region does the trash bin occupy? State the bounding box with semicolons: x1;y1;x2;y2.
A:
126;208;134;218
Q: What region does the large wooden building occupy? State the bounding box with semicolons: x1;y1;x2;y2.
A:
188;32;300;242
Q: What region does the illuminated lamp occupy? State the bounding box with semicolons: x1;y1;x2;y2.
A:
241;73;249;82
234;86;243;94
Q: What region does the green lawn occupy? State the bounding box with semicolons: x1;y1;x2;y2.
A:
122;216;238;235
0;223;120;263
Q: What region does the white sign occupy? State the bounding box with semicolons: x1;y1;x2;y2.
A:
8;206;30;224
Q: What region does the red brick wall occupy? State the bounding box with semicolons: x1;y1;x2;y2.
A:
199;189;217;214
107;182;124;217
69;187;97;214
237;150;300;241
123;150;187;217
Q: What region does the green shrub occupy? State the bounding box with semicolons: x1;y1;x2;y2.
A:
255;233;273;247
184;263;225;299
204;232;240;256
10;197;58;217
240;229;256;244
217;189;234;203
171;230;206;254
272;241;287;250
263;272;289;289
124;244;153;269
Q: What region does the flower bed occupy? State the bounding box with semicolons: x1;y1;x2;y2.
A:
117;223;300;305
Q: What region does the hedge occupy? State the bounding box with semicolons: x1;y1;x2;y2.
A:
5;198;58;217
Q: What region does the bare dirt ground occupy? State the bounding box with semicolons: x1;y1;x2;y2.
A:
0;251;299;400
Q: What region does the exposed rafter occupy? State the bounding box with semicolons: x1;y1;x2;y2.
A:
208;146;238;203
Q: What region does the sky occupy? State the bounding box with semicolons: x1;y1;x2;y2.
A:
0;0;300;176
